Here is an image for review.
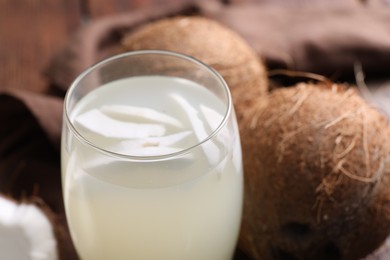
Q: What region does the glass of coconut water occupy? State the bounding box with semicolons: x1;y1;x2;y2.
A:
61;50;243;260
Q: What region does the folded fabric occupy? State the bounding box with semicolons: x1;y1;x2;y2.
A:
214;4;390;79
47;1;390;92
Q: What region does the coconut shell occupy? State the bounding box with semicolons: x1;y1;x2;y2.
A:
239;82;390;260
121;16;268;116
28;196;79;260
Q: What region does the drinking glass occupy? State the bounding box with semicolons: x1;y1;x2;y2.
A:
61;50;243;260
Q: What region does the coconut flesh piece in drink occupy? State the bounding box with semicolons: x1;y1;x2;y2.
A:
74;108;166;139
0;196;58;260
170;93;220;165
199;104;230;172
75;100;223;160
75;105;197;157
200;104;230;145
100;105;183;128
200;104;242;173
200;105;223;130
111;131;192;155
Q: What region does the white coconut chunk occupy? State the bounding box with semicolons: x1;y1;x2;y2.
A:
81;132;193;168
75;109;166;139
0;196;58;260
201;104;231;146
100;105;183;128
200;105;223;130
113;131;192;150
171;94;220;165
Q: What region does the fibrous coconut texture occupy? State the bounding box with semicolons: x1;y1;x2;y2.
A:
239;82;390;260
122;16;268;119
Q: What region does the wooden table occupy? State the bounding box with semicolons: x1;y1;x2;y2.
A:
0;0;192;93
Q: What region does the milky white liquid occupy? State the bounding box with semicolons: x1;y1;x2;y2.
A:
62;76;243;260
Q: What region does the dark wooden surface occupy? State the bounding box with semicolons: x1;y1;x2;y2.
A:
0;0;81;92
0;0;194;93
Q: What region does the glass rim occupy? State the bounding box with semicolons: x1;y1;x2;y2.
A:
64;50;233;161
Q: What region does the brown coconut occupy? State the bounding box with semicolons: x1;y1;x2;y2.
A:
121;16;268;119
239;82;390;260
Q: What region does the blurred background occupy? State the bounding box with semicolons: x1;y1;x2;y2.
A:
1;0;390;94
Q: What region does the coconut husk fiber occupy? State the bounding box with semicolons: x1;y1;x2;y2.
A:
121;16;267;90
239;82;390;260
121;16;268;121
3;1;390;260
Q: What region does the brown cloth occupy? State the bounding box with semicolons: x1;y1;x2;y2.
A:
47;0;390;93
2;1;390;259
